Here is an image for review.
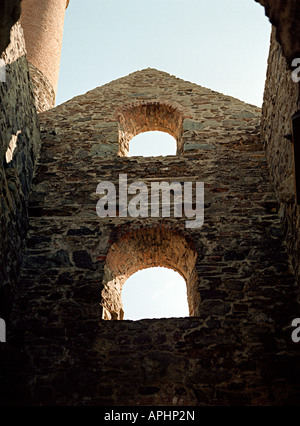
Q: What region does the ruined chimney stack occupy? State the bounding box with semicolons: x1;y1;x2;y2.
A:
20;0;69;111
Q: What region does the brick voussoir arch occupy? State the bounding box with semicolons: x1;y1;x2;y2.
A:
101;225;199;320
115;100;190;156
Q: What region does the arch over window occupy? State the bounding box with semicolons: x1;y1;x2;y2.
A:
129;131;177;157
101;226;199;320
122;267;189;320
116;101;184;156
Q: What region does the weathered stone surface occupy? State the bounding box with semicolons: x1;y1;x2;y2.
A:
255;0;300;64
1;0;300;407
0;21;40;320
4;68;298;406
72;250;95;270
183;142;216;152
261;27;300;285
27;63;55;113
38;68;261;159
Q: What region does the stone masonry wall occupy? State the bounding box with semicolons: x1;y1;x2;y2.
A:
0;21;40;320
5;69;300;405
27;63;56;113
255;0;300;64
261;27;300;288
0;0;300;408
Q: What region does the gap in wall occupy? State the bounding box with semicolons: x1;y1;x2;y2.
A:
129;131;177;157
122;266;189;320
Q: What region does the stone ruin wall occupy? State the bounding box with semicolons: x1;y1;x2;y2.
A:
255;0;300;64
0;21;40;321
260;27;300;290
1;0;300;407
3;69;299;405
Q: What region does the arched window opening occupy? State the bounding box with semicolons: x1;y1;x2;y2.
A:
101;227;200;320
128;131;177;157
116;102;184;156
122;267;189;320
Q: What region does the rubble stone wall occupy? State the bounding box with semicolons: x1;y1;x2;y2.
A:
261;27;300;287
0;22;40;321
5;69;300;405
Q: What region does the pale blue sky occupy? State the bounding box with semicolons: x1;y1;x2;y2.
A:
123;268;189;320
56;1;272;320
57;0;271;107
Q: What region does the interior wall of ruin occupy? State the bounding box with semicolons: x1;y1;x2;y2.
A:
1;0;300;407
260;26;300;288
4;69;298;405
0;21;40;321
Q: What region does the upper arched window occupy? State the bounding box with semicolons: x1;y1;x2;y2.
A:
128;131;177;157
116;102;184;156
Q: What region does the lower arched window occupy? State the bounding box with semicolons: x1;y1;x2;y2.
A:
100;226;199;320
122;267;189;320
